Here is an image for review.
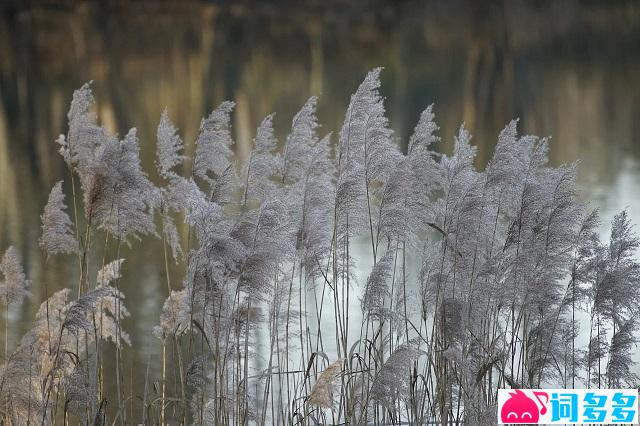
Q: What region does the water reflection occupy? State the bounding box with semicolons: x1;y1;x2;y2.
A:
1;0;640;421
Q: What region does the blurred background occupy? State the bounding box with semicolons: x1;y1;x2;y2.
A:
1;0;640;416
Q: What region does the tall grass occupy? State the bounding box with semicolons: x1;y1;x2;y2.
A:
0;68;639;425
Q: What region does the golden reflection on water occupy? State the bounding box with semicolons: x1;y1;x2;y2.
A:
1;0;640;417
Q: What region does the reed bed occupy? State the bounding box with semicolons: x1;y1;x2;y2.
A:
0;68;639;425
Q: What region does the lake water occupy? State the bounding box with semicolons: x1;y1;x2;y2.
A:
1;1;640;421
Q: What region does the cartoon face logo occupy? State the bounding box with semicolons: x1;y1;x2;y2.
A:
500;390;548;424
